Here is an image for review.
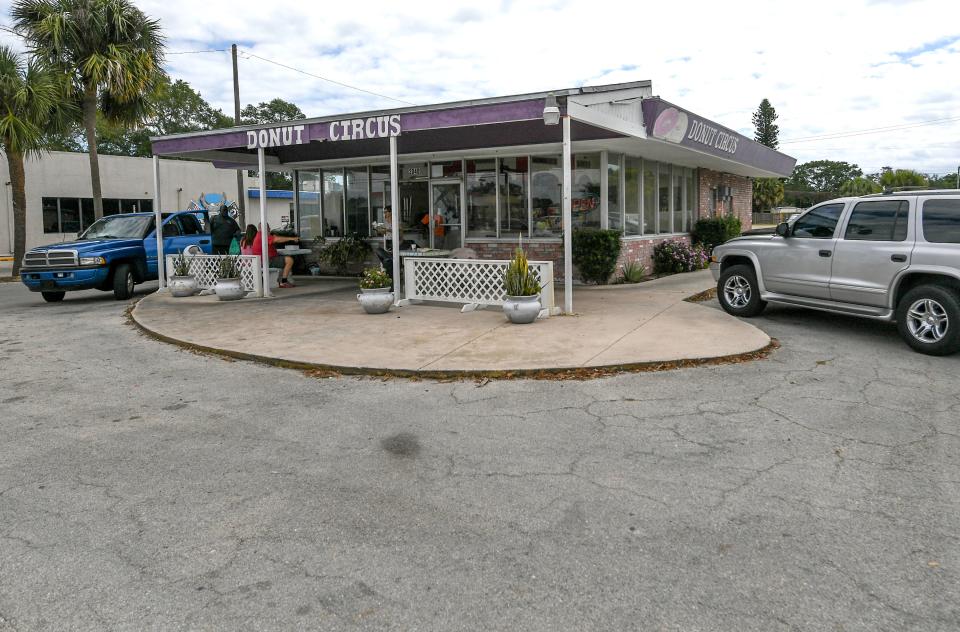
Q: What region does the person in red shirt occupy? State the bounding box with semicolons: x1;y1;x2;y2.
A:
251;223;299;287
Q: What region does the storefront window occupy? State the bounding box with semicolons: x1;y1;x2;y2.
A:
673;166;684;235
60;198;81;233
81;199;94;230
658;162;671;233
624;156;640;236
500;157;529;238
297;170;322;240
531;155;562;237
685;169;697;232
345;167;370;236
572;153;601;230
643;160;656;235
607;153;622;232
431;160;462;179
322;169;344;238
466;158;497;238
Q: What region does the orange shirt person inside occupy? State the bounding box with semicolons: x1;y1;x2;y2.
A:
420;212;445;238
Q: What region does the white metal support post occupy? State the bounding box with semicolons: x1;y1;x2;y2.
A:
389;135;401;301
257;147;270;298
562;116;573;314
152;155;165;290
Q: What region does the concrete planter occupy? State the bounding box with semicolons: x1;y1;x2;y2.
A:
503;294;541;324
168;275;199;297
214;278;246;301
358;287;394;314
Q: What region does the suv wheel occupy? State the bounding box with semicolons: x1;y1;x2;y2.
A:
717;264;767;317
41;291;65;303
896;285;960;356
113;263;135;300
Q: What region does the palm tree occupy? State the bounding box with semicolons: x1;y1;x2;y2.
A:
0;46;75;275
12;0;166;219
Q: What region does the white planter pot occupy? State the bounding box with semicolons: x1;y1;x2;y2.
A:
214;278;246;301
168;275;199;297
503;294;541;324
357;287;394;314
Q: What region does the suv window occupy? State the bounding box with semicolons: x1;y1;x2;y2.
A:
922;199;960;244
161;221;181;237
844;200;908;241
792;203;845;239
178;214;203;235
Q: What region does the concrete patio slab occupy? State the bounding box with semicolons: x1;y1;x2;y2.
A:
131;270;771;375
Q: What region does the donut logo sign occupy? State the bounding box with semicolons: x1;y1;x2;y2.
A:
651;107;689;143
651;106;738;155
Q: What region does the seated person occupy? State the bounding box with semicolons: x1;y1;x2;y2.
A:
251;223;299;288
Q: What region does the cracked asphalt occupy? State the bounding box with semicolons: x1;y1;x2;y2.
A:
1;280;958;631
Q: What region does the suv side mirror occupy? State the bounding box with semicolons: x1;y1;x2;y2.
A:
775;222;791;237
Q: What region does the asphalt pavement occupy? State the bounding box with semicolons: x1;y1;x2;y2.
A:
1;280;958;631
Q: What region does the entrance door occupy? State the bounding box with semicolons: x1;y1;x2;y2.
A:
430;181;463;250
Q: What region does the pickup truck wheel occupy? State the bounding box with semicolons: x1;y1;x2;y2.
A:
717;264;766;317
112;263;135;300
41;291;65;303
896;285;960;356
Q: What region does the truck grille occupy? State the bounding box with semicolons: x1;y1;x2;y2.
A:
23;249;79;268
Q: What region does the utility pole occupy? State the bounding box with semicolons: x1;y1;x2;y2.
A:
232;44;246;226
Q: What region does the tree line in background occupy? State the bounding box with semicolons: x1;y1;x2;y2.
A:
1;0;306;275
751;100;959;211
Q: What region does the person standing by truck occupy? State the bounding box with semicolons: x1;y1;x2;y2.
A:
210;204;241;255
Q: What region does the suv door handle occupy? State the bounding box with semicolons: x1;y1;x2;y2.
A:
819;249;832;258
891;254;907;262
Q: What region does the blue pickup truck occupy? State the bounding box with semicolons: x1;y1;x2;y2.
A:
20;211;212;302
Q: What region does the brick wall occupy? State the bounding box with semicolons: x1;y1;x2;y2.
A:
697;169;753;232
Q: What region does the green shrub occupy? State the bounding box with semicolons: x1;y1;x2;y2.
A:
359;266;391;289
504;248;541;296
572;229;622;284
692;215;742;251
618;258;647;283
319;232;372;274
653;241;710;274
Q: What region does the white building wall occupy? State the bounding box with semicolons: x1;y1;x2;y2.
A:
0;151;250;253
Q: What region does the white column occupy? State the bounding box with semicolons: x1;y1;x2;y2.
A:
153;155;165;290
562;116;573;314
257;147;270;298
389;135;400;300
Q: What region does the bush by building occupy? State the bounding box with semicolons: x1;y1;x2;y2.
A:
653;240;710;274
571;229;622;284
691;215;742;252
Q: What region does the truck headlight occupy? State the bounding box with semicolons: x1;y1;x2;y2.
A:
79;256;107;266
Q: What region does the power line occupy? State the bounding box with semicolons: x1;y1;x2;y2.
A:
238;50;417;107
167;49;228;55
781;115;960;144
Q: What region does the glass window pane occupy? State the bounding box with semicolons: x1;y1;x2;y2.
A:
42;198;59;233
659;163;671;233
643;160;656;234
80;199;95;230
624;157;640;236
140;199;153;213
686;170;697;231
369;165;391;237
792;203;845;239
607;153;622;232
531;155;562;237
322;169;344;238
60;198;80;233
297;170;322;241
921;199;960;243
345;167;370;237
500;157;529;238
430;160;462;179
571;153;601;230
466;158;497;238
673;166;683;234
103;199;121;216
845;200;908;241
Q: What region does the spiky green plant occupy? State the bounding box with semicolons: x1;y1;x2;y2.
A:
504;248;541;297
171;249;192;276
217;255;241;280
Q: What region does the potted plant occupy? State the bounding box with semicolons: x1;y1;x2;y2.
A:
168;250;199;297
503;247;542;324
214;255;246;301
357;266;394;314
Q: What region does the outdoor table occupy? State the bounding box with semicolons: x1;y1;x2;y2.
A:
397;249;452;258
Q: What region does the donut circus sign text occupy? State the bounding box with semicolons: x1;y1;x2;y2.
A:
245;115;402;149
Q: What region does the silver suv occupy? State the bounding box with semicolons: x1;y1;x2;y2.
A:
711;190;960;355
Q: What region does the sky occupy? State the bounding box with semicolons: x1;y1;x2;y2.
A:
1;0;958;175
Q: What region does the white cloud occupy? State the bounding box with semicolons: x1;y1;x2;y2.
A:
1;0;958;174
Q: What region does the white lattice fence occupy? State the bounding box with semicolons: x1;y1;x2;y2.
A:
403;257;555;312
165;254;263;296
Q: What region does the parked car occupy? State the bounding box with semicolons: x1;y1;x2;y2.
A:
711;190;960;355
20;211;212;302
